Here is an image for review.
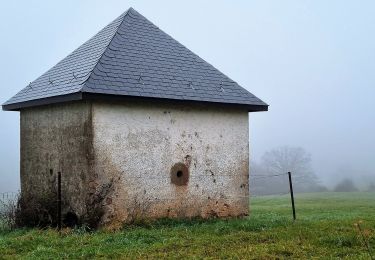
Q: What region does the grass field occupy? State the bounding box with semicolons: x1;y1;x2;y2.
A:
0;192;374;259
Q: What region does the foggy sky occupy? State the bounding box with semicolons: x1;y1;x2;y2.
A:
1;1;374;192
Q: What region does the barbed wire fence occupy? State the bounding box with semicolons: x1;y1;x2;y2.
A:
250;171;297;220
0;192;18;201
0;171;299;230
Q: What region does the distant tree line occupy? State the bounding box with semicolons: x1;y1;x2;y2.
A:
250;146;375;195
333;179;375;192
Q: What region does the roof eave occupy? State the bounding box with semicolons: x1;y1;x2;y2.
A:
81;92;268;112
247;104;268;112
2;92;83;111
2;92;268;112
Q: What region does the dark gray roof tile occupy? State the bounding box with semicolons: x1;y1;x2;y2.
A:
3;8;268;111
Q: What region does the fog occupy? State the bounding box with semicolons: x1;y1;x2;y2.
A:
0;1;374;193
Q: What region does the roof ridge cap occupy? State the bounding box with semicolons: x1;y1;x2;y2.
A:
80;8;132;92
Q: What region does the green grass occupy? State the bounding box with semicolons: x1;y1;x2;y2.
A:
0;192;374;259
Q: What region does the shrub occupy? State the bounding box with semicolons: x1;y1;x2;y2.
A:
334;179;358;192
15;192;60;228
0;193;19;230
0;191;62;230
367;182;375;192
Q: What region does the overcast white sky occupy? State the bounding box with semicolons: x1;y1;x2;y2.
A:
0;1;374;192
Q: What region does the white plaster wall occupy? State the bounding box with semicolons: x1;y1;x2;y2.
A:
92;100;249;225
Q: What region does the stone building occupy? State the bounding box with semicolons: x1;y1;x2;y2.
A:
2;8;268;228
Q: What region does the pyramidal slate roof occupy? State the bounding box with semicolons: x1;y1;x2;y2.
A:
2;8;268;111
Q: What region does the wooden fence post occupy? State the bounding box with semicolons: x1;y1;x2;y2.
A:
57;172;62;231
288;171;296;221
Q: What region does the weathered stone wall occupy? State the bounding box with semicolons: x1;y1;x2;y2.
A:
20;102;93;220
91;100;249;227
20;99;250;228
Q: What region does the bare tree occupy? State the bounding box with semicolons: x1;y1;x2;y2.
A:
259;146;321;192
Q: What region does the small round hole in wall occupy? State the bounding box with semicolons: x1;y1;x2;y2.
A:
171;163;189;186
